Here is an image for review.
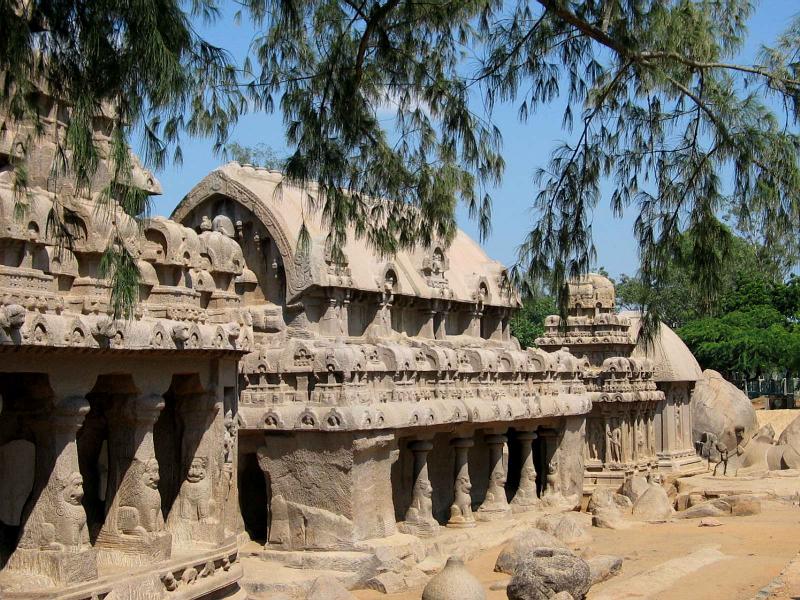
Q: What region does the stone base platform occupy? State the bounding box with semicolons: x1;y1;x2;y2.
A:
0;542;241;600
241;506;568;597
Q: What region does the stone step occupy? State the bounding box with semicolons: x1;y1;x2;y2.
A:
240;557;360;598
247;547;379;582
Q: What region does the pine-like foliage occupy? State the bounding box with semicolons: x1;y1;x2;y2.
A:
0;0;243;317
239;0;505;261
237;0;800;340
478;0;800;340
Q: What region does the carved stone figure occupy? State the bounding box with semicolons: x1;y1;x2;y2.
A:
511;431;540;510
117;458;164;535
448;474;474;526
607;421;622;464
179;457;215;523
399;440;439;536
47;472;91;550
478;434;511;519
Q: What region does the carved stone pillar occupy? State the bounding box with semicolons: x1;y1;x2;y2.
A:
447;437;475;528
602;407;614;465
477;433;511;520
321;295;342;337
433;301;448;340
538;429;563;504
9;396;97;584
468;304;483;337
167;390;223;546
511;430;540;511
340;290;351;336
96;394;171;566
398;440;439;536
420;308;437;339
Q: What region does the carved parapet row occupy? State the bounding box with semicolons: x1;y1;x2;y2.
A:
0;306;253;351
243;389;592;433
0;186;253;321
239;339;589;411
243;339;588;380
588;390;665;404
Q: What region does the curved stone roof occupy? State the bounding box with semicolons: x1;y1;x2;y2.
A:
623;311;703;383
172;163;518;307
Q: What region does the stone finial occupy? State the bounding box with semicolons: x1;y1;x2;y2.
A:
421;556;486;600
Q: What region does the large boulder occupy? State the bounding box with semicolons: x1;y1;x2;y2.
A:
505;548;591;600
692;370;758;451
495;528;568;575
631;484;673;521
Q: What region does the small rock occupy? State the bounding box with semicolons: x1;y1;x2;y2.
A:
678;499;730;519
495;528;568;575
536;513;593;547
591;508;630;530
587;488;632;514
307;576;356;600
724;494;763;516
586;555;623;585
621;475;649;503
417;556;445;575
631;484;673;522
422;556;486;600
699;518;723;527
366;571;405;594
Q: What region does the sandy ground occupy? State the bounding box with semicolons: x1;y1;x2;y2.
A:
352;502;800;600
757;409;800;438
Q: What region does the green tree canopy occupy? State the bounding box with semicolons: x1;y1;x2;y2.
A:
677;275;800;378
510;294;557;348
616;224;791;328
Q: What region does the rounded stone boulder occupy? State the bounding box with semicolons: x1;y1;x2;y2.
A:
506;548;591;600
422;556;486;600
692;369;758;451
587;487;633;514
620;475;650;504
495;528;568;575
535;512;593;547
778;413;800;460
631;484;674;522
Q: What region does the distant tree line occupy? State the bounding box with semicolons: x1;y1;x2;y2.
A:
512;225;800;381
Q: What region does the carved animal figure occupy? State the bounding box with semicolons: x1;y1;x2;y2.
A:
117;458;164;535
405;477;435;526
449;475;474;524
179;457;215;523
41;472;90;551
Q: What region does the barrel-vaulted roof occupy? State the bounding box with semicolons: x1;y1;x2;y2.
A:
623;312;703;383
172;163;519;307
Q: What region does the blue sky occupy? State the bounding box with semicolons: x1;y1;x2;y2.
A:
142;1;798;279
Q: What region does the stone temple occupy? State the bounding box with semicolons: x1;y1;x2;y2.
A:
0;103;706;599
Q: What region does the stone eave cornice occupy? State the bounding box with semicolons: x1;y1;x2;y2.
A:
0;306;253;353
240;391;592;433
